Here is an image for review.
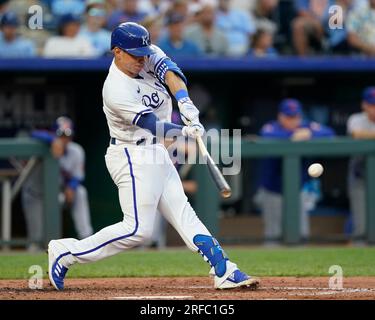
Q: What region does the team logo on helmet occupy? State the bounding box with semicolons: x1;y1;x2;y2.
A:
142;34;150;46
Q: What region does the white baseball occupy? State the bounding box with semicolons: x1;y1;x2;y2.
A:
308;163;324;178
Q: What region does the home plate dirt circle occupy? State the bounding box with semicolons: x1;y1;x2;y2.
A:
0;277;375;300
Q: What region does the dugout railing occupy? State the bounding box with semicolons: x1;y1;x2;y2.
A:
0;138;60;248
194;137;375;245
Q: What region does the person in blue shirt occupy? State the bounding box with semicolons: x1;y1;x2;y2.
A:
255;98;335;245
107;0;147;30
157;12;202;59
292;0;335;55
0;11;36;58
50;0;86;16
79;7;111;56
216;0;256;56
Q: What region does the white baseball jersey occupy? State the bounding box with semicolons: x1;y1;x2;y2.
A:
102;45;172;143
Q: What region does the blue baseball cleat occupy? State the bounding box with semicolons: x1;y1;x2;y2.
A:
215;269;260;290
48;240;69;290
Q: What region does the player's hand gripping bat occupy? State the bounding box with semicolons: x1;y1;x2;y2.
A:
196;135;232;199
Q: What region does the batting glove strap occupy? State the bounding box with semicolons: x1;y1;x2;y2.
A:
178;98;200;125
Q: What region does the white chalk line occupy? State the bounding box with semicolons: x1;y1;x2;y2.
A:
112;295;193;300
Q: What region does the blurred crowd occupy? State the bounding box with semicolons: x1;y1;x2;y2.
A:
0;0;375;59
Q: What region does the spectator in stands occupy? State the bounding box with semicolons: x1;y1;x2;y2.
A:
185;4;228;56
158;12;202;58
107;0;147;30
347;0;375;56
292;0;334;55
80;7;111;56
140;15;164;43
51;0;86;16
43;13;96;58
166;0;191;23
216;0;256;56
85;0;107;12
139;0;170;18
255;98;335;245
0;11;37;58
252;0;279;29
0;0;10;19
251;0;280;46
347;87;375;242
248;20;278;57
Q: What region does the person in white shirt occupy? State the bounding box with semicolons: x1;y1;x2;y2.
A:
43;13;96;58
347;86;375;241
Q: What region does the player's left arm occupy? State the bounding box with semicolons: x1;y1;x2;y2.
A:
147;45;202;128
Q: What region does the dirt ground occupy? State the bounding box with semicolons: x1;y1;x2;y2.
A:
1;277;375;300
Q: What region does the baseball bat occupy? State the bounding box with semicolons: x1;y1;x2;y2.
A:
196;135;232;199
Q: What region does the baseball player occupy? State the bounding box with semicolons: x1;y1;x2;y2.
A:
256;99;335;244
47;22;259;291
22;117;93;250
347;86;375;241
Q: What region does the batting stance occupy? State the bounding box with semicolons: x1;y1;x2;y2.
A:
22;117;93;249
48;22;259;290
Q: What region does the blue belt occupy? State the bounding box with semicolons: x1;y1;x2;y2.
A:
110;137;157;146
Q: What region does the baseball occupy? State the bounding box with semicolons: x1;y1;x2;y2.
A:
308;163;324;178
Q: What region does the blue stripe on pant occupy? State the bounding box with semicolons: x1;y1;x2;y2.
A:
54;147;138;263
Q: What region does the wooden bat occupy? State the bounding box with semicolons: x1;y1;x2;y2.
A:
196;135;232;199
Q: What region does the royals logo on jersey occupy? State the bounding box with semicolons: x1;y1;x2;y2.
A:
142;91;164;109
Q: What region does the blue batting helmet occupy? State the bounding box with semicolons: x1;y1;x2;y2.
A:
54;116;74;137
110;22;156;56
